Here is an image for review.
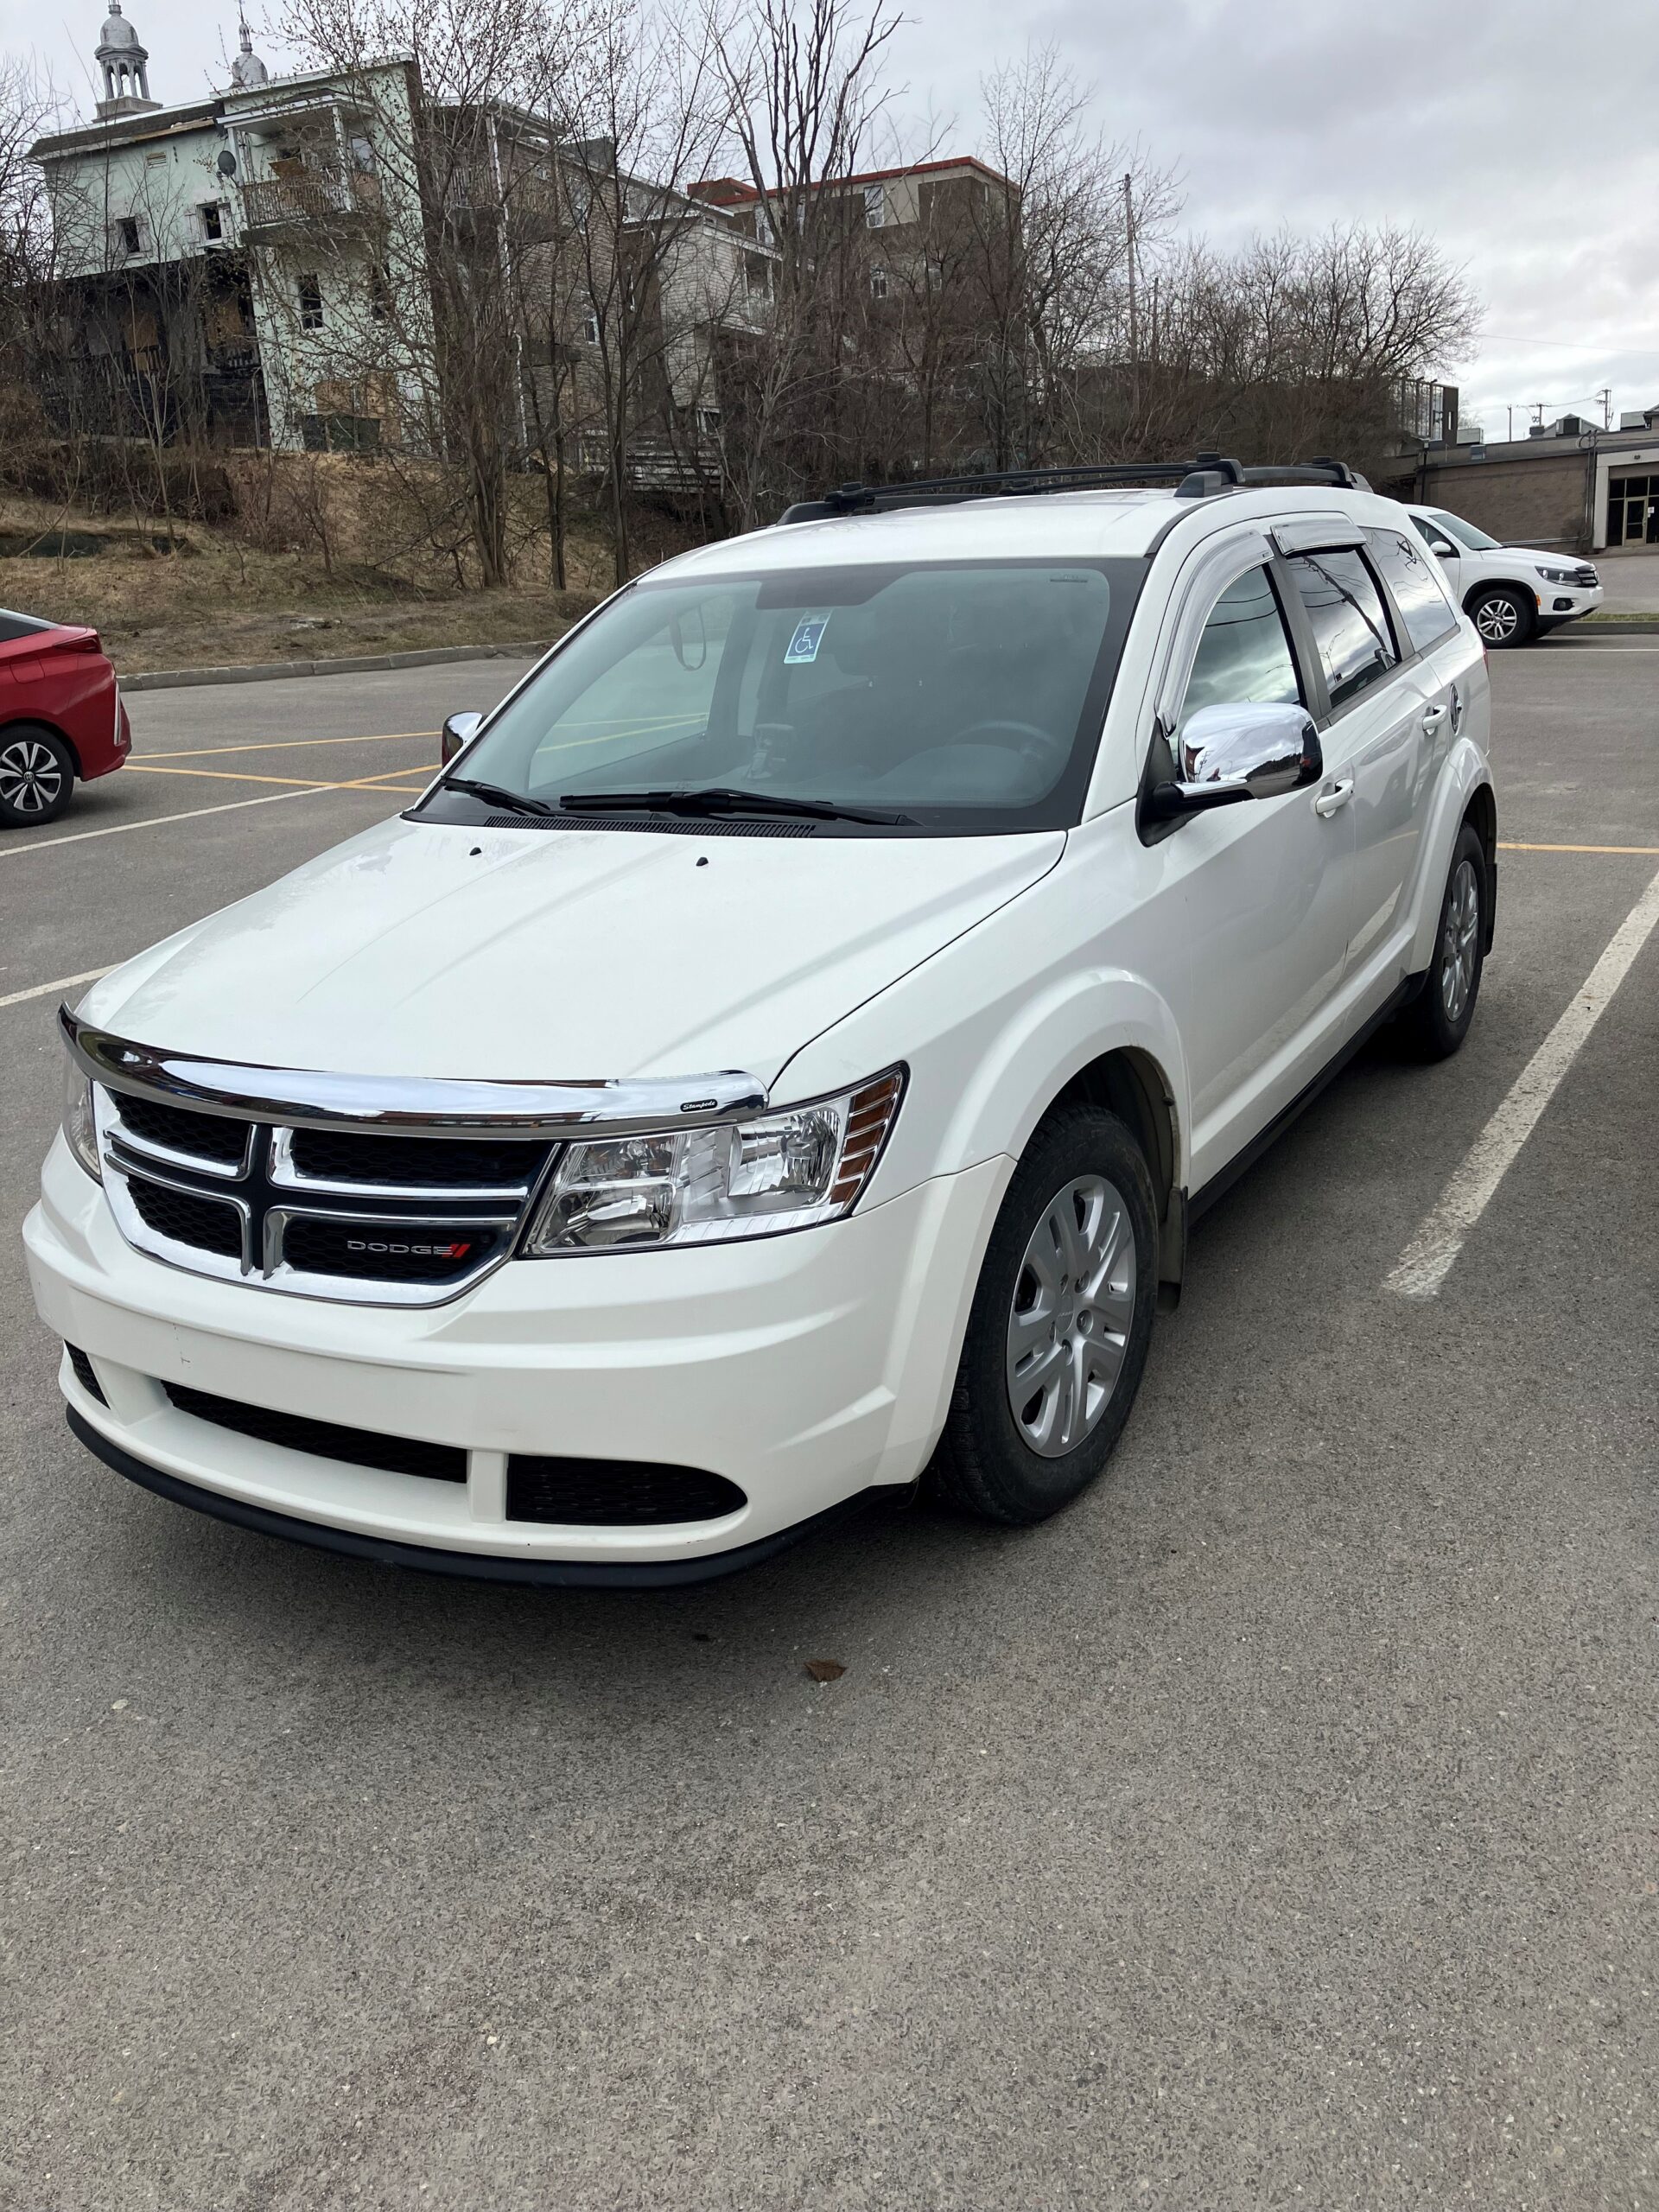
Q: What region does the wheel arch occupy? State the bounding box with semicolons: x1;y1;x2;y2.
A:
1462;779;1498;952
0;715;81;779
1034;1045;1185;1298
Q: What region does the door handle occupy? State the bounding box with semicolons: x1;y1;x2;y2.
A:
1313;775;1354;818
1421;702;1450;735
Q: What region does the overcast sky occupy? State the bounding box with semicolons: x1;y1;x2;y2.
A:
10;0;1658;441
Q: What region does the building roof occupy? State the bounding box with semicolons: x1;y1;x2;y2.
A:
690;154;1016;206
31;96;219;161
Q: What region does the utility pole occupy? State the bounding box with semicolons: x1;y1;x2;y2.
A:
1597;385;1612;429
1505;404;1513;442
1122;172;1137;372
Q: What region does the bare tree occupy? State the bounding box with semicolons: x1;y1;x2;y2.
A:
967;45;1177;469
702;0;901;525
525;0;733;584
276;0;543;585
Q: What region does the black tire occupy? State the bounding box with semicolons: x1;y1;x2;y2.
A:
931;1104;1157;1526
0;724;74;828
1400;820;1488;1059
1466;585;1535;651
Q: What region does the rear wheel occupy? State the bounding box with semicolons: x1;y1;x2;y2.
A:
1401;820;1487;1059
1467;585;1534;650
931;1105;1157;1525
0;726;74;827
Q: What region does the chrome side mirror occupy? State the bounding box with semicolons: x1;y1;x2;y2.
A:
1146;702;1322;823
441;710;483;766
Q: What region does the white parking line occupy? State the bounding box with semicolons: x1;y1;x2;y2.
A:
0;965;116;1010
0;779;387;858
1388;862;1659;1299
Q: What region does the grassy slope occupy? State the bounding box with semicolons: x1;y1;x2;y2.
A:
0;488;631;673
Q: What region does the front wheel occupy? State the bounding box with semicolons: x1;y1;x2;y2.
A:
931;1105;1157;1525
0;726;74;827
1401;821;1488;1059
1467;586;1534;650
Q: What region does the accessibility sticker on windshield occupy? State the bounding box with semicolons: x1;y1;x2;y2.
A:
784;613;831;664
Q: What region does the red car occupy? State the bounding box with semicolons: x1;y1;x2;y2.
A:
0;607;129;829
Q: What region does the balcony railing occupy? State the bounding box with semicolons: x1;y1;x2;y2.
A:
240;167;384;235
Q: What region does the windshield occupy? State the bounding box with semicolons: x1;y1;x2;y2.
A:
1427;510;1503;553
416;558;1142;835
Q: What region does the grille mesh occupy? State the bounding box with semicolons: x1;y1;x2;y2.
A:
125;1173;244;1259
506;1455;746;1526
289;1127;551;1189
116;1094;248;1166
164;1382;467;1484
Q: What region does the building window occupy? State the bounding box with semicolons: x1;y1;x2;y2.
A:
199;201;224;244
863;183;885;228
753;205;773;246
695;406;721;435
582;304;600;345
298;272;324;330
869;264;888;301
369;262;392;321
114;215;141;256
348;134;376;173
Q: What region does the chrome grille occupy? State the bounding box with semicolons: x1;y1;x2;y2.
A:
98;1087;554;1306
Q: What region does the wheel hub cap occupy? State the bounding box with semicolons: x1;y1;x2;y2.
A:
0;738;64;815
1006;1173;1135;1458
1440;856;1480;1023
1477;599;1517;642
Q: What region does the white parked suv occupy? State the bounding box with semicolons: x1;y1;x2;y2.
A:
27;457;1497;1586
1403;502;1604;646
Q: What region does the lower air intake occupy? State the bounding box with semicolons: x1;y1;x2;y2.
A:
65;1343;107;1405
506;1455;746;1525
163;1382;467;1484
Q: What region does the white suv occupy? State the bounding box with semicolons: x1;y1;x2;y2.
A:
28;458;1497;1586
1404;502;1604;646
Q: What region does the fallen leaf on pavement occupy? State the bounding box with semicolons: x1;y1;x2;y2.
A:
804;1659;846;1683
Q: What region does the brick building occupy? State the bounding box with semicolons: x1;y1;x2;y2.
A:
1409;406;1659;554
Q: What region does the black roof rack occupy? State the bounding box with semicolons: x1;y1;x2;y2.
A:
778;454;1369;524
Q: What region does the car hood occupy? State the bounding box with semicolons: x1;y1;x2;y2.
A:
81;815;1064;1091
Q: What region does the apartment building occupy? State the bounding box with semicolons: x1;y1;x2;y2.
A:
29;10;772;472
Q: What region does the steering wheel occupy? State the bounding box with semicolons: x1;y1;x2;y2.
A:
953;719;1068;779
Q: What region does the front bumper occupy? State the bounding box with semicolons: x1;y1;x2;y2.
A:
1535;582;1604;626
26;1136;1008;1578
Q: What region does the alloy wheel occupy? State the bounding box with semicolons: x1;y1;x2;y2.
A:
0;736;66;816
1440;856;1481;1024
1005;1173;1136;1458
1473;594;1520;645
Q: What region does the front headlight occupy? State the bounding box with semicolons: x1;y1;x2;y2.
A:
522;1067;905;1254
62;1057;101;1181
1534;564;1573;584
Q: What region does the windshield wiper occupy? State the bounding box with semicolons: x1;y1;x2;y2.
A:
442;775;558;818
558;786;916;827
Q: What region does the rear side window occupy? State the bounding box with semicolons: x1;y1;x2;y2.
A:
1178;563;1302;731
1284;550;1398;711
1366;529;1458;654
0;607;53;643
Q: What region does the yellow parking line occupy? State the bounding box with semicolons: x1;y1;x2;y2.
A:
1499;840;1659;855
136;729;436;760
125;764;353;788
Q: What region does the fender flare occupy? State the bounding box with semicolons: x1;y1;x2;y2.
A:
932;968;1190;1192
1406;741;1497;976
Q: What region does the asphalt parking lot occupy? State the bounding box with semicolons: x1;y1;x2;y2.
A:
3;635;1656;2209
